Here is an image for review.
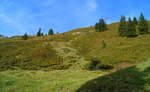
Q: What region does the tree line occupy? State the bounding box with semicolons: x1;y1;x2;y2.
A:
95;19;107;32
23;13;149;40
22;28;54;40
118;13;149;37
95;13;149;37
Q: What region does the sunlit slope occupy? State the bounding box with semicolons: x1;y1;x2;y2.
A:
70;22;150;67
0;22;150;70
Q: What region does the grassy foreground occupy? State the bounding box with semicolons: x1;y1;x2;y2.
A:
0;61;150;92
0;70;102;92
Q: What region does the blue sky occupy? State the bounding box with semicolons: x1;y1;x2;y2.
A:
0;0;150;36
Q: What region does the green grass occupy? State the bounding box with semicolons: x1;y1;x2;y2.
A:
0;61;149;92
0;70;103;92
71;23;150;67
77;61;150;92
0;22;150;92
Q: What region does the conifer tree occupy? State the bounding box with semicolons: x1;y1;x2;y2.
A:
95;23;99;31
22;32;28;40
41;32;44;36
48;29;54;35
36;28;42;37
127;17;137;37
95;18;107;32
118;16;127;37
138;13;149;34
100;19;107;32
133;17;138;25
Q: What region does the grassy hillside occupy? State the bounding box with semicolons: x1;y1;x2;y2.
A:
0;70;103;92
71;23;150;68
77;60;150;92
0;22;150;71
0;22;150;92
0;39;65;70
0;60;149;92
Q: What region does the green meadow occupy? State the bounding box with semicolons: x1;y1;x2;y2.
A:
0;22;150;92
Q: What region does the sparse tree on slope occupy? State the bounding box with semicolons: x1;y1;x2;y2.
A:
118;16;127;37
48;29;54;35
133;17;138;25
22;32;28;40
95;19;107;32
95;23;99;31
41;32;44;36
138;13;149;34
36;28;42;37
127;17;137;37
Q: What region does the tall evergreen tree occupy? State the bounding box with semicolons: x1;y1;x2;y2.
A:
41;32;44;36
48;29;54;35
95;18;107;32
127;17;137;37
133;17;138;25
100;19;107;32
118;16;127;37
95;23;99;31
36;28;42;37
138;13;149;34
22;32;28;40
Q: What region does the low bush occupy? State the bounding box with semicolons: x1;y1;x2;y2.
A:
97;63;114;70
85;56;114;70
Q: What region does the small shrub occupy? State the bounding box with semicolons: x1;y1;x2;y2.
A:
84;56;101;70
97;63;114;70
85;56;114;70
91;58;100;66
22;33;28;40
85;62;96;70
4;80;15;87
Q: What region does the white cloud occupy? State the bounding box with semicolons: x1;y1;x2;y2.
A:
86;0;98;12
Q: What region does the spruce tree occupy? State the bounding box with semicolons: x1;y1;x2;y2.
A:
36;28;42;37
118;16;127;37
22;32;28;40
95;23;99;31
138;13;149;34
127;17;137;37
41;32;44;36
95;19;107;32
48;29;54;35
100;19;107;32
133;17;138;25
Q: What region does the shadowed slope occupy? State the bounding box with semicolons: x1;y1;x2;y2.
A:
76;61;150;92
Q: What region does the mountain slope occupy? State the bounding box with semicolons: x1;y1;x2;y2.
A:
0;22;150;71
70;23;150;68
